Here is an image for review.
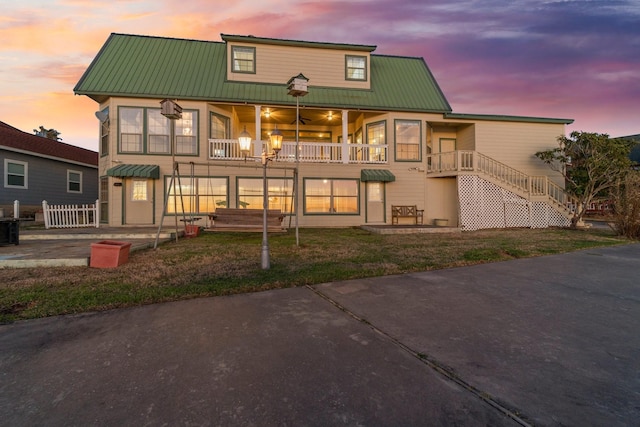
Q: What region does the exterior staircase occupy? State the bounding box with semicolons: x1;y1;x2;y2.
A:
426;151;577;227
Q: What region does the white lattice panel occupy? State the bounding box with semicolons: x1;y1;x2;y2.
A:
458;176;570;230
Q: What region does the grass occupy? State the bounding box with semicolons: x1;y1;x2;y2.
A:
0;226;630;323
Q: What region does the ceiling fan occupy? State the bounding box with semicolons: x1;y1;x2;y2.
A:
291;113;312;125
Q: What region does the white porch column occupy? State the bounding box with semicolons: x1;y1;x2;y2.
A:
254;105;262;156
341;109;349;163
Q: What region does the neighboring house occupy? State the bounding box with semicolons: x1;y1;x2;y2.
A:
74;33;575;230
0;121;98;217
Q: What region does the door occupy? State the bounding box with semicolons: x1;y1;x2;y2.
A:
366;182;385;223
124;178;154;224
439;138;457;170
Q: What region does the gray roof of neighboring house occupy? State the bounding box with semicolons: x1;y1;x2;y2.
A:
74;33;452;113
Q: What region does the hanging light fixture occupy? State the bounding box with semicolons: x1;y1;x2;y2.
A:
270;126;283;153
238;126;252;156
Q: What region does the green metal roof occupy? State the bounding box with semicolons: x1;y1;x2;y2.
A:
444;113;574;125
361;169;396;182
221;34;377;52
107;164;160;179
74;33;452;113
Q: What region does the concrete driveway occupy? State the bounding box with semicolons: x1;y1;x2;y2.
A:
1;243;639;426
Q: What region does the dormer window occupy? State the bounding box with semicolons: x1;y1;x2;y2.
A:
346;55;367;81
232;46;256;74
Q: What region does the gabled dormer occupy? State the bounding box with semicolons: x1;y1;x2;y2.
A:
221;34;376;90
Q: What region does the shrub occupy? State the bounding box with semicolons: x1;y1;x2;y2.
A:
612;171;640;239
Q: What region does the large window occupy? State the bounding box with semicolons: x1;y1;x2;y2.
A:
346;55;367;81
304;179;359;214
119;107;198;155
166;177;228;214
147;109;170;153
4;159;27;189
175;111;197;154
366;121;386;162
232;46;256;73
238;177;294;212
395;119;422;161
210;112;229;139
67;170;82;193
120;107;143;153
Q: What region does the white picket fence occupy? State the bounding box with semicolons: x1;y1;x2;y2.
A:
42;200;100;229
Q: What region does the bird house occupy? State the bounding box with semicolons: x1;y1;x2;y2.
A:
287;74;309;97
160;99;183;119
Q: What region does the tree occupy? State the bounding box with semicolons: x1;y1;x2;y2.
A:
33;126;61;141
535;131;634;228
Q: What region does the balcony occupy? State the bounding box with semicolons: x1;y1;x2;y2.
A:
209;139;388;164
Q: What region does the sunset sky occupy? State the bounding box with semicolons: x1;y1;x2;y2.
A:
2;0;638;151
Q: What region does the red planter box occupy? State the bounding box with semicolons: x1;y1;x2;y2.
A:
90;240;132;268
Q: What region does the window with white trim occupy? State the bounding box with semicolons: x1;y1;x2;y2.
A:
232;46;256;73
67;170;82;193
4;159;28;189
304;178;359;214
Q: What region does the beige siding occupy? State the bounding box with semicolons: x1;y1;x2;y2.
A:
101;97;566;228
456;124;475;151
227;42;371;90
425;178;458;226
474;121;566;184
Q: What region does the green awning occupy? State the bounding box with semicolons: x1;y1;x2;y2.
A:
361;169;396;182
107;164;160;179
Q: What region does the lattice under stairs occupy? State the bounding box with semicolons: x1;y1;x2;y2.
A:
458;175;571;231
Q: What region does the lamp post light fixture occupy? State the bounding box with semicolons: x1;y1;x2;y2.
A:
239;125;284;270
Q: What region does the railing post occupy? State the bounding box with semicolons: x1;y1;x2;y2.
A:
42;200;49;229
14;200;19;219
342;110;349;163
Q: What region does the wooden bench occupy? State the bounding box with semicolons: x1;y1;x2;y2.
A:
391;205;424;225
208;208;285;231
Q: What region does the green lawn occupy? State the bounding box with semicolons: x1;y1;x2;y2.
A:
0;227;629;323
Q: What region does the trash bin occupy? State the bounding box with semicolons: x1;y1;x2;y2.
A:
0;219;19;245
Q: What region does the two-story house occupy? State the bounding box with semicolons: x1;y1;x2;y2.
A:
0;121;98;218
74;33;574;230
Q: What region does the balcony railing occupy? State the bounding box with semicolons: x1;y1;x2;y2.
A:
209;139;387;164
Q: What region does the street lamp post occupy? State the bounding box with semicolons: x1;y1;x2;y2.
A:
239;126;284;269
